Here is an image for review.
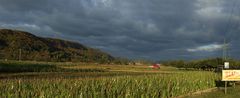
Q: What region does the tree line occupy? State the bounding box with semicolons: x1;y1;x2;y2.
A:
161;58;240;71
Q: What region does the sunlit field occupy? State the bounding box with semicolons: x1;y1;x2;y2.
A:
0;61;220;98
1;0;240;97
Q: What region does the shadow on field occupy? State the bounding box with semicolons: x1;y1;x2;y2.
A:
215;80;227;87
215;80;238;88
0;62;105;73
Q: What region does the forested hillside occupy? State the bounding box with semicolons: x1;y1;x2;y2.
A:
0;29;114;63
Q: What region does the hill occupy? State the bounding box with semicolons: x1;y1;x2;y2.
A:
0;29;114;63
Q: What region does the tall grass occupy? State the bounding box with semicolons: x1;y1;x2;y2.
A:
0;71;219;98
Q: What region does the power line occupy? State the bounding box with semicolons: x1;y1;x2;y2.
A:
223;0;238;38
222;0;239;60
228;0;240;42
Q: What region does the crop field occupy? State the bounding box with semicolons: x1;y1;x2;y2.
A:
186;84;240;98
0;61;221;98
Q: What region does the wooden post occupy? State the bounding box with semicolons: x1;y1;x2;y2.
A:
233;82;236;88
225;81;227;94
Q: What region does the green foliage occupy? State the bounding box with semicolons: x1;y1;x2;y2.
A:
162;58;240;71
0;71;219;98
0;60;221;97
162;60;185;68
0;29;114;63
0;61;105;73
113;57;132;65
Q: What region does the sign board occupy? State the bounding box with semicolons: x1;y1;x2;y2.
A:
222;70;240;81
224;62;229;69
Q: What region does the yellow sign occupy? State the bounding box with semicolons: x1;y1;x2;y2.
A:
222;70;240;81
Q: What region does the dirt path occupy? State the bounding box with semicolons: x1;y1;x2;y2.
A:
185;85;240;98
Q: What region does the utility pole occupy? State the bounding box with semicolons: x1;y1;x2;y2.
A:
223;38;228;61
223;38;228;94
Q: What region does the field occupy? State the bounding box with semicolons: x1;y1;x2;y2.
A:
186;84;240;98
0;60;221;98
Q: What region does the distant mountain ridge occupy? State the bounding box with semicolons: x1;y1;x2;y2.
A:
0;29;114;63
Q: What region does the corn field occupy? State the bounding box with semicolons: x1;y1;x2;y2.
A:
0;71;219;98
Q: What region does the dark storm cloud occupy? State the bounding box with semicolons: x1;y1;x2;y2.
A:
0;0;240;60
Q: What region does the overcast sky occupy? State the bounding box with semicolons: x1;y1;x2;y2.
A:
0;0;240;60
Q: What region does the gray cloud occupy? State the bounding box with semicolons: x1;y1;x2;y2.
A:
0;0;240;60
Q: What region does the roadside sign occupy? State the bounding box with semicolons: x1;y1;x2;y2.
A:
222;70;240;81
224;62;229;69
